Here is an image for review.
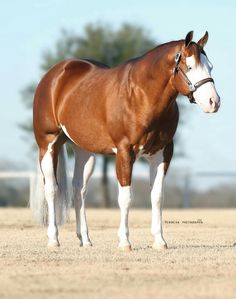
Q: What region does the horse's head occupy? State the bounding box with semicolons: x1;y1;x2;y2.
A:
173;31;220;113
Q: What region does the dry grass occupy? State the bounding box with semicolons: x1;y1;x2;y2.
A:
0;208;236;299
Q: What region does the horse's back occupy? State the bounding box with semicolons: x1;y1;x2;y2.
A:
34;58;108;109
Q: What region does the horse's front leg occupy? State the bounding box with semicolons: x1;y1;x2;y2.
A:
116;144;135;251
148;142;173;250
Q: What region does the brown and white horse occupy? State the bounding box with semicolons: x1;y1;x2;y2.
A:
32;31;220;250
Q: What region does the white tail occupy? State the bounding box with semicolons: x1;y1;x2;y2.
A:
30;145;71;225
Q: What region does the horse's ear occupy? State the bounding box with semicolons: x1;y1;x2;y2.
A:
197;31;209;48
185;31;194;47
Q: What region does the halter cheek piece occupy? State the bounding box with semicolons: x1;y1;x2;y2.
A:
173;52;214;104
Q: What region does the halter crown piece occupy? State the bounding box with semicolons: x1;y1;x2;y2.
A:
173;52;214;104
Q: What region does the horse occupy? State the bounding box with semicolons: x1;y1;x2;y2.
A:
32;31;220;251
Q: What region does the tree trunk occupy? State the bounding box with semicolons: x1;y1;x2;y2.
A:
101;156;110;207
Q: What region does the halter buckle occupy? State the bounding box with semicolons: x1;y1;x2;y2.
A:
188;84;196;92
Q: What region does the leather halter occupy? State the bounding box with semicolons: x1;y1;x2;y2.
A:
173;52;214;104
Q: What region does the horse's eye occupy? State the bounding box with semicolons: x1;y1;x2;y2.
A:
187;65;192;71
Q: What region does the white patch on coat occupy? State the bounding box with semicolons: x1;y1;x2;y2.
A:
41;137;59;246
139;145;144;150
118;183;132;247
186;53;213;83
112;145;144;158
60;124;77;144
135;145;145;160
112;147;117;154
147;150;167;247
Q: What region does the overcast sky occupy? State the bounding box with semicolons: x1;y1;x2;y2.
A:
0;0;235;182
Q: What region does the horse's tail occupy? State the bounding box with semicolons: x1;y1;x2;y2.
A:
30;144;71;225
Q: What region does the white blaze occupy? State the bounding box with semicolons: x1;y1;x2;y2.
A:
186;53;219;112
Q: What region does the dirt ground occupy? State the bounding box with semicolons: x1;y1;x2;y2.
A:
0;208;236;299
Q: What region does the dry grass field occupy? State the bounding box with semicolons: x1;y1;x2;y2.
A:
0;208;236;299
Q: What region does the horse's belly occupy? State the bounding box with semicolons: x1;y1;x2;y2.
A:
60;121;114;154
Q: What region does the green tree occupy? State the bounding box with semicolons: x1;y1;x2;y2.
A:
21;23;185;207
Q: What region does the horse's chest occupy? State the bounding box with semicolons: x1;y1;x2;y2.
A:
140;107;179;156
141;129;173;156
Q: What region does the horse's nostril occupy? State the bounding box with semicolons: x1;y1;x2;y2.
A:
209;98;216;108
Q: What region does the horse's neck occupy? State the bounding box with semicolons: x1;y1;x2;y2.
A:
130;43;180;116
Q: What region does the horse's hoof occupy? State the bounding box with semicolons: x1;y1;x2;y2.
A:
118;244;132;252
83;242;93;248
152;243;168;251
47;240;60;248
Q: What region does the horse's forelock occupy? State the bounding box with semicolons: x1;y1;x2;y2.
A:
184;42;202;64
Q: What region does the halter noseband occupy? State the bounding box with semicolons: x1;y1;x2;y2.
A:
173;52;214;104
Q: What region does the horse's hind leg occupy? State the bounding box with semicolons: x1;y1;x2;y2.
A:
39;133;64;247
71;145;95;247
